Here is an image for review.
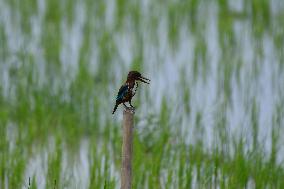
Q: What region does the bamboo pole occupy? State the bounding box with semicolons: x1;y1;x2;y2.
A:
121;108;134;189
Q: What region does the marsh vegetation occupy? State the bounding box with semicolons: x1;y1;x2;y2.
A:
0;0;284;188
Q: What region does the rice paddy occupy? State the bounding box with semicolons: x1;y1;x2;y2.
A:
0;0;284;188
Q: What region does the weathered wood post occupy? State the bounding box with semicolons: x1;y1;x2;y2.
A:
121;108;134;189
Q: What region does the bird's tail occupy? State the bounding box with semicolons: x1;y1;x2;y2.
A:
112;103;118;114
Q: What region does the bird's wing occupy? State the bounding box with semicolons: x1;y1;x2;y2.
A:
116;84;129;101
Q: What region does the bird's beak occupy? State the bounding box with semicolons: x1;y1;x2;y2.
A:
138;76;150;84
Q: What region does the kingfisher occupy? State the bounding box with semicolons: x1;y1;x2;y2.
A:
112;71;150;114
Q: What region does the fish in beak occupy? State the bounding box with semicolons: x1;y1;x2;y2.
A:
138;76;150;84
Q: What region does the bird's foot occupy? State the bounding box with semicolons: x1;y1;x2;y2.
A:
129;103;135;112
124;106;135;113
123;103;135;113
129;106;135;113
123;103;128;109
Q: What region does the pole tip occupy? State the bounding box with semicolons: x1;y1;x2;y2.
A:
124;107;135;114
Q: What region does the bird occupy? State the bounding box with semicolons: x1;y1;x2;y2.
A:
112;71;150;114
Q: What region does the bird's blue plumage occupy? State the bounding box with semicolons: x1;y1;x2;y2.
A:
116;84;128;101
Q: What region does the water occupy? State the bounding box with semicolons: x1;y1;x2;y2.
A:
1;0;284;188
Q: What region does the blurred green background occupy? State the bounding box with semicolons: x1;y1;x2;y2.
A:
0;0;284;188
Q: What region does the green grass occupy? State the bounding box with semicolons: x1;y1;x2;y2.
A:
0;0;284;188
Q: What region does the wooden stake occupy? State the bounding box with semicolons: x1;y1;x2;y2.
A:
121;108;134;189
